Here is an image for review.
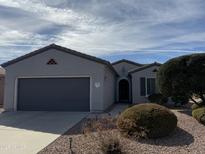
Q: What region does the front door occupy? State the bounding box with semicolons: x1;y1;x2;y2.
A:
119;79;129;102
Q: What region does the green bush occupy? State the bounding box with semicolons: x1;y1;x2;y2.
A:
192;107;205;125
117;103;177;138
157;53;205;106
148;93;168;104
191;103;205;111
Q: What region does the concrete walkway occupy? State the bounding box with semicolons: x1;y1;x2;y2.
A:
108;104;129;116
87;103;129;119
0;111;88;154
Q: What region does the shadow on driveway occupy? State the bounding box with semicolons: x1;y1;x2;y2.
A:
0;111;88;134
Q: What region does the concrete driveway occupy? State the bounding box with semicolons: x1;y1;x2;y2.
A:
0;111;88;154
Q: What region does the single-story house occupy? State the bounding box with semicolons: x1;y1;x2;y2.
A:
1;44;160;112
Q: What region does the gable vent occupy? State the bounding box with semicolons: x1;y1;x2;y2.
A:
153;69;158;72
47;59;57;65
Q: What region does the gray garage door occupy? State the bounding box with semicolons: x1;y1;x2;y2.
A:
17;78;90;111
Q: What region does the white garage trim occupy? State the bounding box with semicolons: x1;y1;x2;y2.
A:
14;76;92;111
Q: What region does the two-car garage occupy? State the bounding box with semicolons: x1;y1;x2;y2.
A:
2;44;116;112
17;77;90;111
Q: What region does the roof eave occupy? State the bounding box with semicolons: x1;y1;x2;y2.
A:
112;59;143;66
128;62;161;74
1;44;118;76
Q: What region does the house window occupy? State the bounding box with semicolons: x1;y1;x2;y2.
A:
140;77;146;96
147;78;156;95
140;77;156;96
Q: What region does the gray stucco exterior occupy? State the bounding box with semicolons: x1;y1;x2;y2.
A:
112;60;141;77
103;67;116;109
3;45;116;112
112;60;160;103
0;71;4;107
130;65;160;103
112;60;141;102
2;44;161;112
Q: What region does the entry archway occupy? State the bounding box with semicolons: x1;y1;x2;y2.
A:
118;79;129;102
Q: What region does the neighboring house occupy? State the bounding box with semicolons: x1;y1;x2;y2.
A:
1;44;160;112
0;67;5;107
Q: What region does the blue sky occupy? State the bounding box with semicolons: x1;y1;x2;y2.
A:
0;0;205;64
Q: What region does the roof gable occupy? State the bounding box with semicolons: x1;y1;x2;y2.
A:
128;62;161;74
1;44;118;75
112;59;143;67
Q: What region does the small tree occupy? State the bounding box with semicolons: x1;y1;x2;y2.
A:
157;53;205;105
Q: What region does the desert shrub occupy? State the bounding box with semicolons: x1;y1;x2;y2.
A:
82;116;122;154
171;95;189;106
100;134;122;154
192;107;205;125
117;103;177;138
82;116;117;134
148;93;168;104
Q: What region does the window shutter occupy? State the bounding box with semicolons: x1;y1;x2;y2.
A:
140;77;146;96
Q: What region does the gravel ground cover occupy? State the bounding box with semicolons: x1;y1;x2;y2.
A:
39;109;205;154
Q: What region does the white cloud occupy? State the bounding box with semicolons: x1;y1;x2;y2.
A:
0;26;52;46
0;0;205;62
167;32;205;43
0;0;94;27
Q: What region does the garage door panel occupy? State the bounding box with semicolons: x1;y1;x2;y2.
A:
17;78;90;111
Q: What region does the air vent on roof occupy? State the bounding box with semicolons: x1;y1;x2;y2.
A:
47;59;57;65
